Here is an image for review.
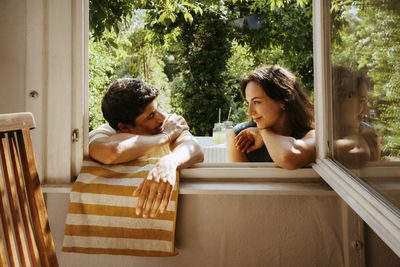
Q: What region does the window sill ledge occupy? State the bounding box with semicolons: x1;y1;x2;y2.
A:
42;164;333;195
41;181;333;195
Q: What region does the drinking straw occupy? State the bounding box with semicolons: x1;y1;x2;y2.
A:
227;107;232;121
218;108;221;123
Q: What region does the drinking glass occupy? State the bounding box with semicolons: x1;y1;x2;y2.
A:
212;123;226;144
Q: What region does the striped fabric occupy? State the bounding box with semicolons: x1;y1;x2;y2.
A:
62;158;179;256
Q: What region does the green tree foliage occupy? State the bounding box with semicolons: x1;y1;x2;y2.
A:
89;0;310;39
89;36;120;131
233;2;314;94
146;1;313;135
169;10;234;136
89;0;136;40
89;0;314;136
224;41;255;125
89;11;170;131
89;0;203;40
331;0;400;158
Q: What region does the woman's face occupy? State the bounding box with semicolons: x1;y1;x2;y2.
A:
339;82;369;128
245;81;286;132
357;82;370;122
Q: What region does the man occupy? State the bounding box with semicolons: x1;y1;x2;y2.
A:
89;78;204;218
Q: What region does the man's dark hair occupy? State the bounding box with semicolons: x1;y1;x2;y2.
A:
101;78;159;130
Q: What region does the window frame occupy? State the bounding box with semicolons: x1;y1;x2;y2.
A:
61;0;400;256
71;0;90;179
312;0;400;256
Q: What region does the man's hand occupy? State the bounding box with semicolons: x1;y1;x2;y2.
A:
133;156;178;218
235;127;264;153
162;114;189;142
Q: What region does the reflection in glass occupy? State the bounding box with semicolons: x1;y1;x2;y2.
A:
332;66;381;168
331;0;400;209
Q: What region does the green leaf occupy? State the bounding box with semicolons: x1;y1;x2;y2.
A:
107;39;119;49
184;11;193;23
158;11;168;23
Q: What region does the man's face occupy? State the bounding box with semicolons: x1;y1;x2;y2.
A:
124;99;166;135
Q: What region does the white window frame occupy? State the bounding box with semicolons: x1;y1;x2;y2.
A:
311;0;400;256
31;0;399;257
71;0;89;178
24;0;89;183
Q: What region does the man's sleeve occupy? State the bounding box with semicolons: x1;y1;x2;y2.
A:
88;123;116;144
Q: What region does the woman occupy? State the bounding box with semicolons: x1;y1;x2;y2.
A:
227;65;316;169
332;66;380;168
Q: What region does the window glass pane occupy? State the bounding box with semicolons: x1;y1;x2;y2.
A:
330;0;400;209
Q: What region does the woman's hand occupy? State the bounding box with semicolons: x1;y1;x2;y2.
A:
235;127;264;153
359;125;381;161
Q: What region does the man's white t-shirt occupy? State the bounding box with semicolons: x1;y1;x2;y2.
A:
89;123;171;159
88;123;117;144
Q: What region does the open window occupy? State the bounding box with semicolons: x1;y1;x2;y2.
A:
17;0;399;257
313;0;400;256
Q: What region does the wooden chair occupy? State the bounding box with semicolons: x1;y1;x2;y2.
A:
0;112;58;267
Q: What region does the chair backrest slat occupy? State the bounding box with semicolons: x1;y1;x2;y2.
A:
0;133;21;267
9;134;40;267
1;133;32;267
0;230;9;266
0;113;58;267
18;128;58;267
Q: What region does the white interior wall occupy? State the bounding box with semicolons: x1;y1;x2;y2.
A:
0;1;26;114
48;193;356;267
47;193;400;266
0;0;85;183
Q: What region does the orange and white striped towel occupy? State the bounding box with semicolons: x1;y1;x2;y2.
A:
62;158;179;256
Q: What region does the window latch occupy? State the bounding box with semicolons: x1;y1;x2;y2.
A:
72;128;79;142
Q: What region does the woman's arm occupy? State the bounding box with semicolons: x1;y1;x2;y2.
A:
334;134;371;168
259;129;316;170
227;129;248;162
360;126;381;161
334;126;380;168
234;127;315;169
